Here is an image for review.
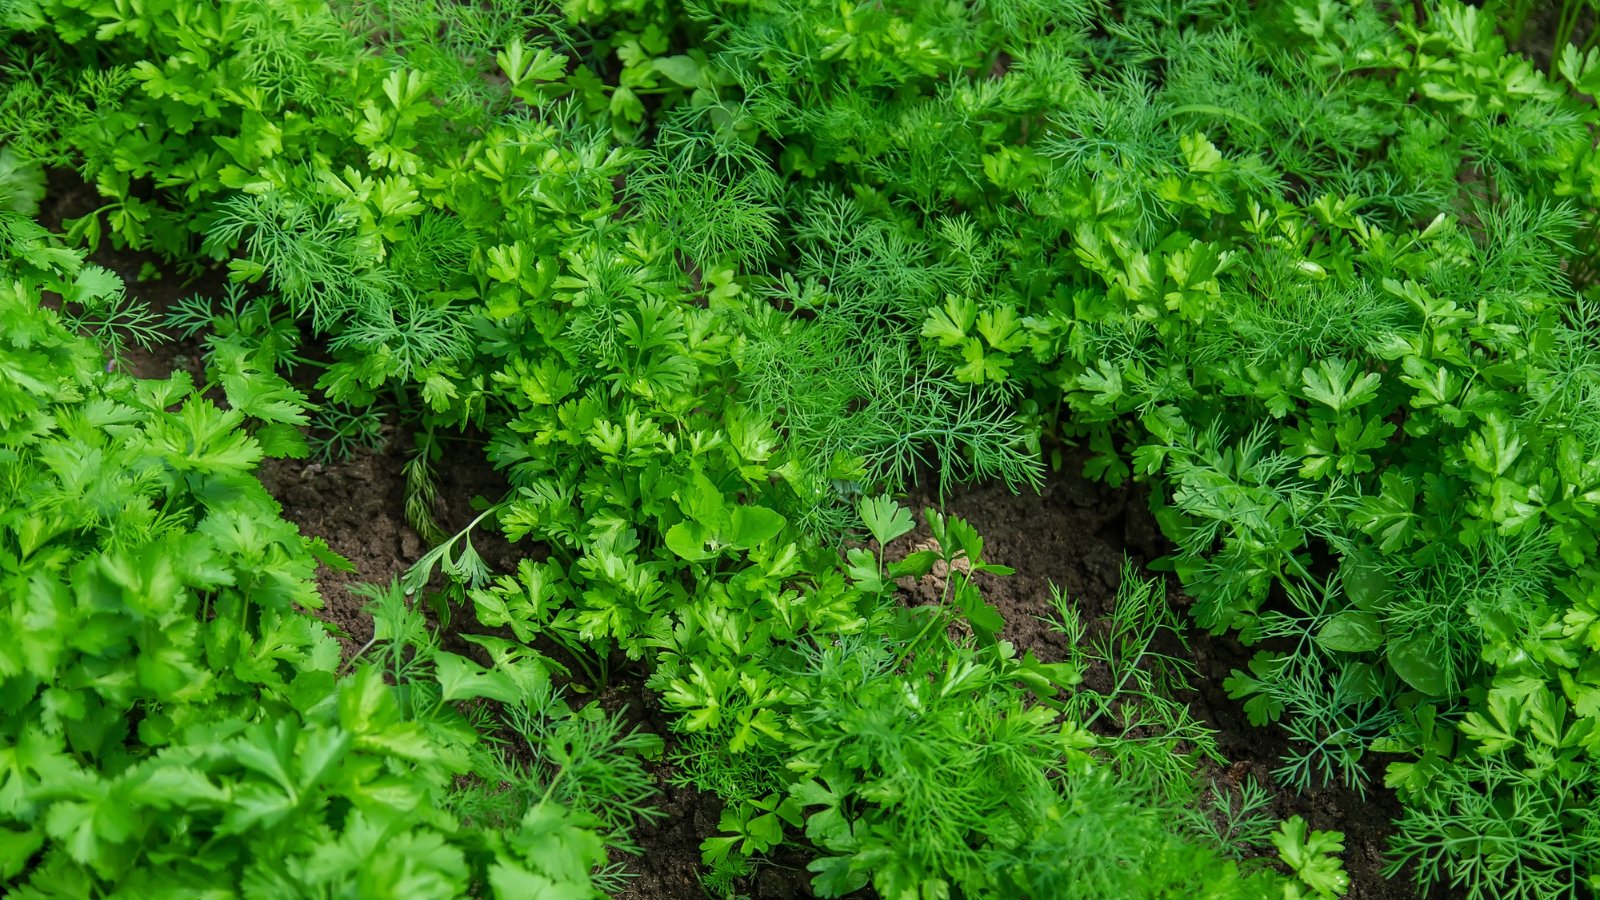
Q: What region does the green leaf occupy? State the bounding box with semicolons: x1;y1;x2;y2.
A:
699;833;741;866
0;826;44;879
498;40;567;86
44;793;129;868
1388;638;1448;696
1180;132;1226;173
679;472;729;530
1463;411;1524;478
63;264;122;307
1348;472;1417;553
1301;358;1382;412
955;337;1011;384
1316;611;1384;653
149;398;263;475
307;537;356;573
653;55;704;88
213;342;311;426
859;495;915;547
976;305;1027;353
793;779;853;849
487;864;564;897
1272;816;1349;898
728;505;785;549
1339;559;1392;610
809;855;869;899
1224;657;1286;725
889;550;938;579
665;521;713;561
434;651;521;704
942;515;985;564
609;86;645;123
952;577;1004;642
922;296;976;347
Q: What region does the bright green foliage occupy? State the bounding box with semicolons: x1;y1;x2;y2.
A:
786;638;1125;898
1003;777;1337;900
600;2;1600;893
14;0;1600;897
1053;562;1222;795
654;505;1329;898
0;217;650;896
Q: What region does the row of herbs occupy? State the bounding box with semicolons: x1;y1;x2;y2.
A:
6;0;1599;897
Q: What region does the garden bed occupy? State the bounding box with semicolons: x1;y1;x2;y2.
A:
11;4;1592;896
98;245;1429;898
257;423;1433;900
42;184;1431;898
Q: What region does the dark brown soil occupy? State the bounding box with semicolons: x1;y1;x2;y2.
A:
256;435;423;647
595;673;747;900
255;430;1436;899
36;169;218;385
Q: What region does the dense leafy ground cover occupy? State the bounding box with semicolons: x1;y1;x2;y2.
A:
4;0;1600;897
